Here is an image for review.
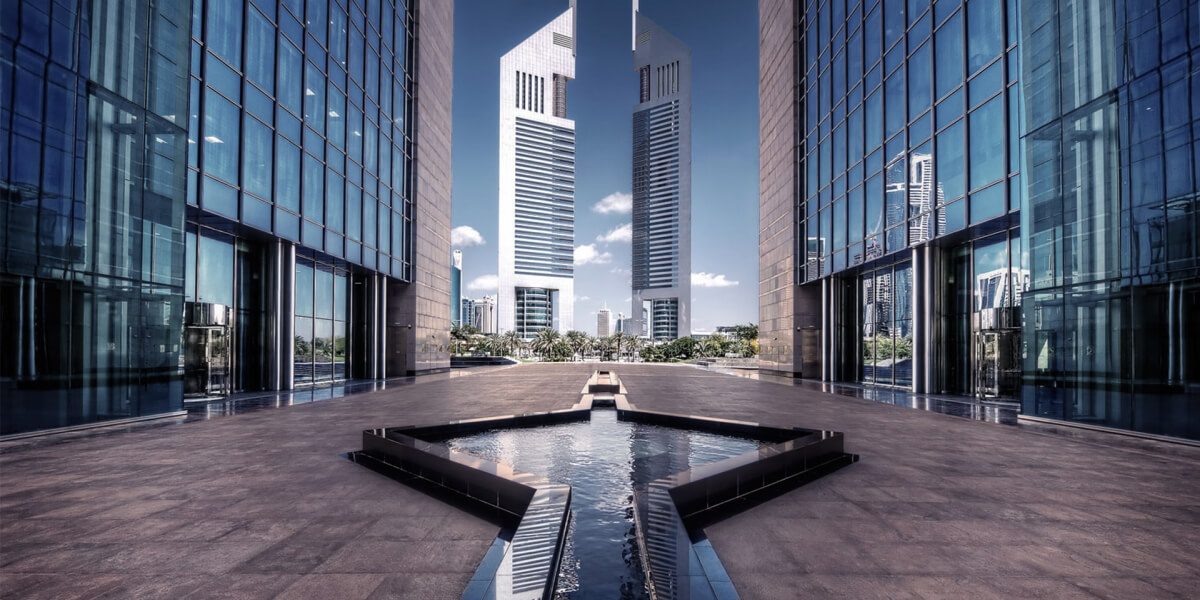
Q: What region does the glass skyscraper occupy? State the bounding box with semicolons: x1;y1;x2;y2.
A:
631;6;691;340
760;0;1199;440
1;0;453;436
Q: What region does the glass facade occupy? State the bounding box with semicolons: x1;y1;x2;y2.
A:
189;0;415;278
795;0;1024;401
2;0;436;436
515;287;555;339
1;0;191;434
1019;0;1200;439
780;0;1200;440
650;298;680;340
797;0;1020;283
184;0;416;395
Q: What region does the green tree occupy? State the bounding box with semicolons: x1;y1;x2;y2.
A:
530;328;562;361
499;330;523;357
593;335;614;361
565;330;590;361
732;323;759;342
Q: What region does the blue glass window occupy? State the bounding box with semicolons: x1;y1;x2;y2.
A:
206;0;242;69
330;4;348;68
326;171;344;232
346;184;362;241
864;5;881;66
246;6;275;92
303;153;324;221
935;11;962;98
866;173;884;235
909;42;931;120
276;137;300;212
884;0;905;50
866;89;882;150
202;89;239;184
278;38;302;114
885;67;905;139
849;185;865;243
198;233;234;306
243;115;272;199
969;96;1005;188
936;119;964;201
328;84;346;149
966;0;1003;74
307;0;327;45
304;61;325;134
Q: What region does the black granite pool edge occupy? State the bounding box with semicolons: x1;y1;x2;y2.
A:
352;371;858;600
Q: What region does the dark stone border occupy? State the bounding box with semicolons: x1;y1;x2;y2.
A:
352;371;857;599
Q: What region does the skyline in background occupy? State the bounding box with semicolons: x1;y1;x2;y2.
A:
451;0;759;336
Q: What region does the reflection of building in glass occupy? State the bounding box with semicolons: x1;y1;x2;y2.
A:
498;3;577;337
760;0;1021;395
1;0;453;435
975;267;1029;311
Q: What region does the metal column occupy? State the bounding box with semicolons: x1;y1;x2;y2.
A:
270;242;295;391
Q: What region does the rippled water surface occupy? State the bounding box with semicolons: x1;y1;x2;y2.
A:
442;409;760;600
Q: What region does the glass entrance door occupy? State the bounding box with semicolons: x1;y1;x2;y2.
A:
860;262;913;387
183;308;231;398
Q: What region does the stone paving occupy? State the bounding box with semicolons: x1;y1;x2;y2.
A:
2;363;1199;599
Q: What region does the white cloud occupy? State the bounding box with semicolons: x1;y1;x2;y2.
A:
610;266;630;275
692;272;740;288
451;225;485;247
592;191;632;215
596;223;632;243
574;295;590;302
574;244;613;266
467;274;498;291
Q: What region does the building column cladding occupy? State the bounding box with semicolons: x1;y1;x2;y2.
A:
758;0;807;376
393;0;454;375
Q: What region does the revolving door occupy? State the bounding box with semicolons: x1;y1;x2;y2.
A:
184;302;232;398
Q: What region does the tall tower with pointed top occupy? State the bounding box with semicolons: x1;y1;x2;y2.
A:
631;6;691;340
497;3;578;338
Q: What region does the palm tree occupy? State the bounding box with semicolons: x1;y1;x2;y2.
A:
497;330;522;357
612;332;630;362
593;335;614;361
565;330;589;361
530;328;561;361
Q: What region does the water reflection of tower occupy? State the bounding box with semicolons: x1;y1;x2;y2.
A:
630;425;692;600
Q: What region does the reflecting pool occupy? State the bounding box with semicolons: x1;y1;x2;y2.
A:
440;408;760;599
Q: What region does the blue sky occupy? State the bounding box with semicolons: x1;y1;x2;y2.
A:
451;0;759;335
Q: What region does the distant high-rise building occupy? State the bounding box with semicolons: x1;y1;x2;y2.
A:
631;6;691;341
461;298;476;330
474;296;497;335
451;250;463;326
498;2;577;338
597;307;613;337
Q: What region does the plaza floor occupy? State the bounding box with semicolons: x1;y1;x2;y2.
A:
2;363;1198;599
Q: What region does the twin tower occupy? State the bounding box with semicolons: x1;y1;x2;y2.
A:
497;2;691;340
